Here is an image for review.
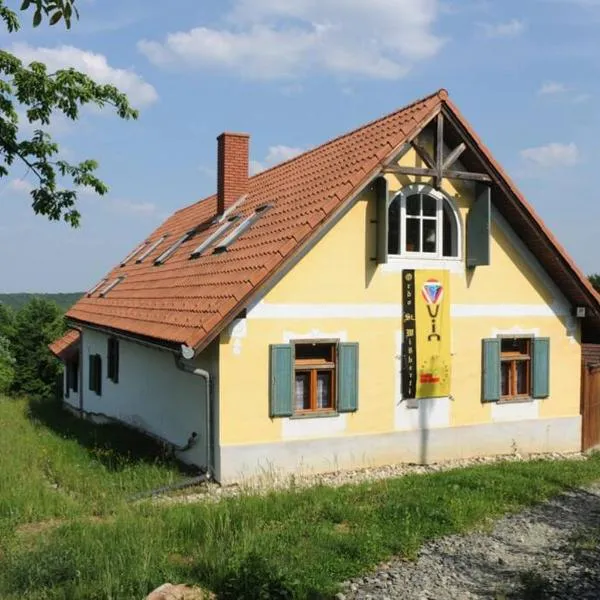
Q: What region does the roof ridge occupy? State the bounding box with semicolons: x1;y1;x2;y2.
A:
248;88;446;181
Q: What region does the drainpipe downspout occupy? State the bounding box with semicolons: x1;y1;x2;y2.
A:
175;346;213;480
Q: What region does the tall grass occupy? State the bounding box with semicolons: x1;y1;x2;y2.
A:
1;395;600;599
0;396;184;531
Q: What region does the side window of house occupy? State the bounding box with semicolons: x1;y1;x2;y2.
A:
65;357;79;396
88;354;102;396
269;341;359;417
107;337;120;383
377;179;491;267
386;191;459;259
482;337;550;402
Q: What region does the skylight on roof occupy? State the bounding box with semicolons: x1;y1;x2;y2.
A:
87;279;108;297
99;276;125;298
136;235;167;263
154;231;193;265
120;241;148;266
213;205;273;253
190;216;240;259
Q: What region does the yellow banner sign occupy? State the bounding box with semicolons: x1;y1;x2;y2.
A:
402;269;451;399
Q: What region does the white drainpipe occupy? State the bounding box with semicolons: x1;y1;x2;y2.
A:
175;347;213;479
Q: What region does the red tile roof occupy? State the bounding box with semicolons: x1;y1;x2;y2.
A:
49;328;80;358
65;89;600;353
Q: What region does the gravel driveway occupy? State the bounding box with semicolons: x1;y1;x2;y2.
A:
340;482;600;600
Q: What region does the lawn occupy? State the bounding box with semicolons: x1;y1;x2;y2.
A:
2;395;600;600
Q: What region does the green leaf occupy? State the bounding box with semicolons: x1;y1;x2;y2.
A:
32;8;41;26
49;10;62;25
20;0;32;10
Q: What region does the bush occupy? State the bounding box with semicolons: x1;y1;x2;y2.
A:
0;335;15;393
10;298;65;398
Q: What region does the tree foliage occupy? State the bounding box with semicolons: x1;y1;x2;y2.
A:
589;274;600;294
0;302;15;339
10;297;64;398
0;304;16;393
0;0;138;226
0;334;15;393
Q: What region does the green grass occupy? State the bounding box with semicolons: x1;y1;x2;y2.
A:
2;395;600;599
0;396;184;532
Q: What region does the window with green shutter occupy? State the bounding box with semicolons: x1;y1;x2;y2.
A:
269;341;360;417
107;338;119;384
482;336;550;402
88;354;102;396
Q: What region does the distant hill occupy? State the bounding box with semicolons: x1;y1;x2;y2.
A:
0;293;83;313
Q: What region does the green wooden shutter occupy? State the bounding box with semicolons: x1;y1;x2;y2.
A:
269;344;293;418
72;359;79;393
467;183;491;268
482;338;501;402
96;355;102;396
88;354;95;392
108;338;119;383
532;337;550;398
65;364;70;399
338;342;359;412
107;339;113;381
113;340;119;384
376;176;389;264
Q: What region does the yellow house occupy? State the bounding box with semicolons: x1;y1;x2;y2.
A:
50;89;600;484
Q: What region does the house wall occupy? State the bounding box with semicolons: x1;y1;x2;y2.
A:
217;146;582;483
78;327;218;471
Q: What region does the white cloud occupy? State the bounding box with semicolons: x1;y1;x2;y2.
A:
538;81;567;95
481;19;525;38
6;178;33;194
250;145;305;174
573;93;592;103
0;178;33;198
11;43;158;106
520;142;579;168
110;199;159;216
138;0;444;80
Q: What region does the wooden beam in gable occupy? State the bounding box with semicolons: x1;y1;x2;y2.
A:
382;164;491;183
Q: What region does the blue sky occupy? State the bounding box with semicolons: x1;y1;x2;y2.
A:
2;0;599;292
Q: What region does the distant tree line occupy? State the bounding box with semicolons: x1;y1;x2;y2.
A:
0;298;65;397
590;274;600;294
0;292;82;312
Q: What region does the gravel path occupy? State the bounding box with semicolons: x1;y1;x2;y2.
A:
339;482;600;600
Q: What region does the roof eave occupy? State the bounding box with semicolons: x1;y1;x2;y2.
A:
67;317;184;355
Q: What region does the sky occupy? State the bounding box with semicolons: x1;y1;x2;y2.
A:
1;0;600;292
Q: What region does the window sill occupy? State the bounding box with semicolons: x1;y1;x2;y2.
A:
382;256;463;273
290;411;339;420
497;397;534;405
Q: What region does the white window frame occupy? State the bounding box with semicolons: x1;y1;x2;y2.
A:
388;183;462;261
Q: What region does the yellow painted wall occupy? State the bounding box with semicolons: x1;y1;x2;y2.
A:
218;146;581;446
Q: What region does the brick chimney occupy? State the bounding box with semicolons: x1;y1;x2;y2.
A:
217;132;249;215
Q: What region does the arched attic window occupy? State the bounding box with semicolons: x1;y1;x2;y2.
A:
387;184;460;259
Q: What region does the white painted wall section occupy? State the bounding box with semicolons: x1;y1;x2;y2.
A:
80;327;217;469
